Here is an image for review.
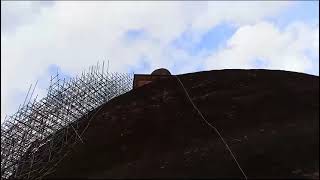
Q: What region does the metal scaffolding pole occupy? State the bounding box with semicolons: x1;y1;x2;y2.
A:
1;61;134;179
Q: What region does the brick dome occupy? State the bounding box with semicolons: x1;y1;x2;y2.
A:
151;68;171;75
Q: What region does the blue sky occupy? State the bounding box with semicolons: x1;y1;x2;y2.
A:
1;1;319;121
268;1;319;28
171;22;236;56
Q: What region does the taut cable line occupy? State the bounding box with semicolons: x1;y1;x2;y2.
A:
174;75;247;179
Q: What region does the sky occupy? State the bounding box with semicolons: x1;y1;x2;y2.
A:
1;1;319;122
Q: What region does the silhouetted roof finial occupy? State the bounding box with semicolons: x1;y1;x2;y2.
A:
151;68;171;75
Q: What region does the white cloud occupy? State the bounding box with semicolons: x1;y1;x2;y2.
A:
204;21;319;73
188;1;292;43
2;1;316;121
1;1;53;34
312;27;319;56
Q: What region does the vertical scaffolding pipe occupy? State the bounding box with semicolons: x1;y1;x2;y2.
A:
1;62;133;179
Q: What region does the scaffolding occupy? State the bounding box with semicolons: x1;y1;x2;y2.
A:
1;62;133;179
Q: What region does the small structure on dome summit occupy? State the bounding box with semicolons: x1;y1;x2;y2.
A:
151;68;171;76
133;68;171;89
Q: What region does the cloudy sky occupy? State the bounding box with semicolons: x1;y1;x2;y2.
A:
1;1;319;122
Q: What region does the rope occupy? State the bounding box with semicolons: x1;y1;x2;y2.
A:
80;104;105;137
71;125;84;144
174;75;247;179
37;104;105;179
